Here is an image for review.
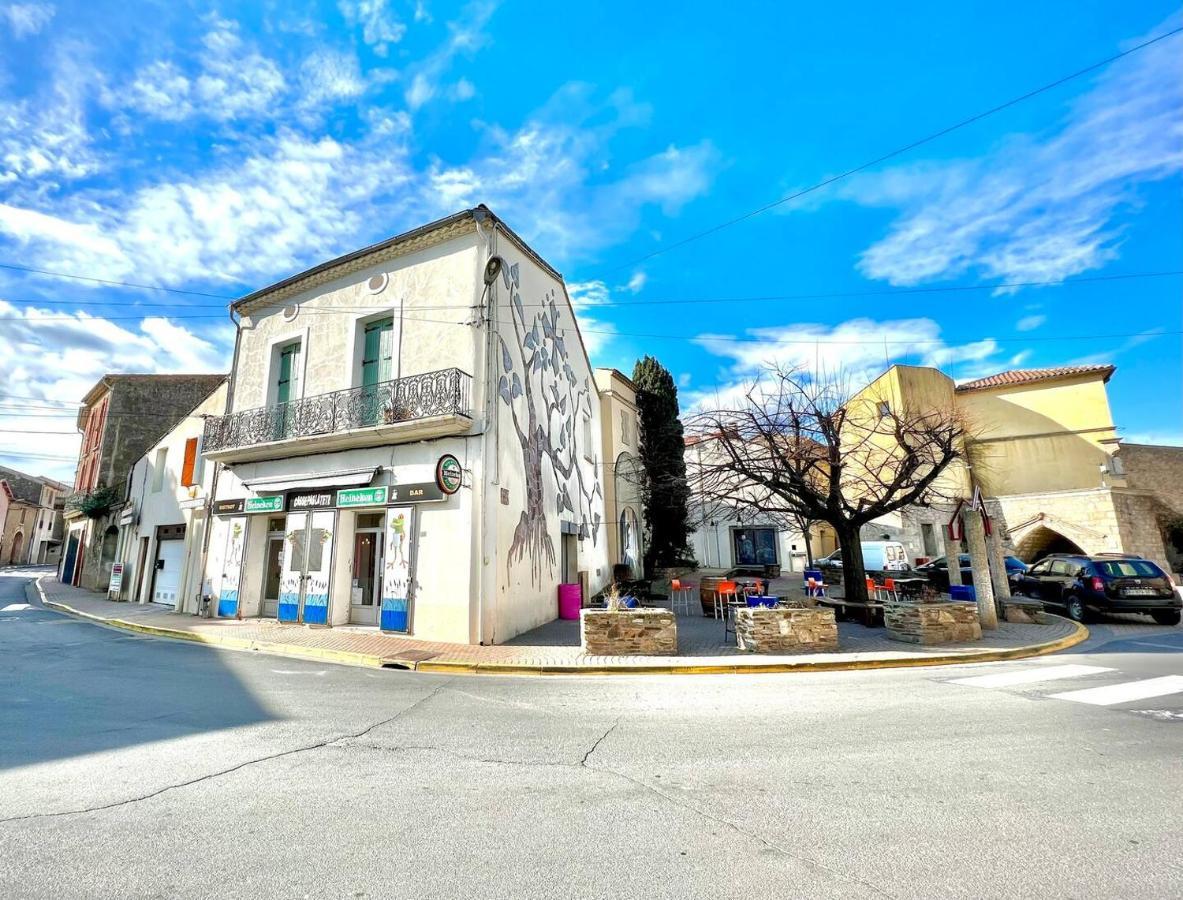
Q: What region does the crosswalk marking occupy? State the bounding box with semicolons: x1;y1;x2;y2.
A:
1049;675;1183;707
949;664;1114;689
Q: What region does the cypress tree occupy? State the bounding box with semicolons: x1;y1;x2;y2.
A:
632;356;692;574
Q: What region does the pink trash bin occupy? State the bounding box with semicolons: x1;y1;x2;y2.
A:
558;583;583;620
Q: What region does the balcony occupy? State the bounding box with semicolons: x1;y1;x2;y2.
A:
203;368;473;463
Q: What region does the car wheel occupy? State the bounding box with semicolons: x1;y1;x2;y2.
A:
1150;609;1182;627
1066;594;1088;623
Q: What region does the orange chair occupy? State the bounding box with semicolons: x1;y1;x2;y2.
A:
882;577;898;601
669;578;694;615
713;580;740;620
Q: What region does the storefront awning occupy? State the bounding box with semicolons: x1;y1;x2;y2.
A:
243;467;379;494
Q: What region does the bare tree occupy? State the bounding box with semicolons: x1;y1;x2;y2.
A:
686;366;968;605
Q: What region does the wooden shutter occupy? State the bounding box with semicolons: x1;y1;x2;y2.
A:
180;437;198;487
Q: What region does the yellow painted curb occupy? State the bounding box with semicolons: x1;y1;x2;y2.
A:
36;576;1089;677
37;583;390;670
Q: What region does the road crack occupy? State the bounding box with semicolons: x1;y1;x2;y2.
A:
0;679;453;825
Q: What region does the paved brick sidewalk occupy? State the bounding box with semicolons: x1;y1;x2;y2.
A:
35;575;1083;673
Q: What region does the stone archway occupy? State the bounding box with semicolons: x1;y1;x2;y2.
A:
9;531;23;566
1014;525;1084;563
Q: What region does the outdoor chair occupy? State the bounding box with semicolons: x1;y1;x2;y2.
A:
879;577;898;602
806;577;826;599
712;580;741;620
669;578;695;615
723;590;747;642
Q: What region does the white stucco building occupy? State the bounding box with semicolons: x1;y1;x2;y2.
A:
200;207;610;645
113;381;228;610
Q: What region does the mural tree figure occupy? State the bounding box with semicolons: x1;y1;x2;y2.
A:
497;263;602;585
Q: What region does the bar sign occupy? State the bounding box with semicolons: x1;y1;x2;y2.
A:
245;496;284;514
337;486;389;508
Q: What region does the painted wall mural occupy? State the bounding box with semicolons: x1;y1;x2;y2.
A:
498;262;602;585
380;505;415;632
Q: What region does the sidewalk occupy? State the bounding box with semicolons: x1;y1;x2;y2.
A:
35;576;1087;675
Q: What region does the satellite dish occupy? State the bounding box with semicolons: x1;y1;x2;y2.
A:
483;256;504;286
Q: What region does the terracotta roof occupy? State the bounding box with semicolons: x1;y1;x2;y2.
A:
955;365;1115;392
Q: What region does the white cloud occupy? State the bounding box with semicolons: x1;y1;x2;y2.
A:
685;317;1010;411
425;84;717;258
299;48;367;108
414;1;432;23
2;2;54;38
338;0;406;56
845;21;1182;288
0;132;416;286
1016;314;1046;331
624;271;646;293
404;0;497;109
566;280;617;359
0;301;229;480
122;16;285;124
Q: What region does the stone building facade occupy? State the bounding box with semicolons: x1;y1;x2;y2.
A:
199;207;610;645
60;374;228;592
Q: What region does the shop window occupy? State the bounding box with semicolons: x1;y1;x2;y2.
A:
732;528;778;566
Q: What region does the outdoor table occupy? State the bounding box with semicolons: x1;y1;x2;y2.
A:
891;577;935;600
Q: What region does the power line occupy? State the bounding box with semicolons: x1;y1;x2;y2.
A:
607;25;1183;272
0;262;241;299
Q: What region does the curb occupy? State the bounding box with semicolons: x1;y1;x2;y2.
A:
35;577;1090;676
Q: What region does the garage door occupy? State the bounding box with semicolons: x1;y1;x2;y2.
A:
152;539;185;606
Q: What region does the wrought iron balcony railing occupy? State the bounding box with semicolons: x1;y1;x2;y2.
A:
202;368;472;453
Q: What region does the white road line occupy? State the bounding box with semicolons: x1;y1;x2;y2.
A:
1129;641;1183;651
949;664;1114;689
1049;675;1183;707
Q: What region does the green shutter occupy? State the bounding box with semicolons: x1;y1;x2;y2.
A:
362;318;394;387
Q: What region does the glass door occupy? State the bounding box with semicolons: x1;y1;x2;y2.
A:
301;510;334;625
380;506;414;632
278;512;307;623
262;521;285;618
349;515;383;625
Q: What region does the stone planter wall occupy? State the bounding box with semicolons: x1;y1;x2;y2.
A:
1002;600;1047;625
734;607;838;653
884;601;982;645
580;609;677;656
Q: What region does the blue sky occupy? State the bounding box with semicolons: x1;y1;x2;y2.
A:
0;0;1180;481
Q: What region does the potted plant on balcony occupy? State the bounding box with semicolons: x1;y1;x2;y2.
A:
69;485;121;520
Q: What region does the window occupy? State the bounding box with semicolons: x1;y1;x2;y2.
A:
620;410;630;445
877;400;891;418
152;448;168;493
1049;560;1075;576
920;523;938;557
361;318;394;387
1028;560;1050;576
276;341;302;404
1098;560;1164;578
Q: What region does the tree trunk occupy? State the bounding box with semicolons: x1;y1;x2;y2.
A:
803;524;814;568
963;509;998;630
836;524;869;604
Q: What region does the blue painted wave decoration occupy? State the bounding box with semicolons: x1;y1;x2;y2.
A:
303;594;329;626
217;589;239;618
278;592;300;623
381;597;408;633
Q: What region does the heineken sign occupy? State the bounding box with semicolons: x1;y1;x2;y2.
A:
337;486;389;508
245;496;284;514
436;454;462;495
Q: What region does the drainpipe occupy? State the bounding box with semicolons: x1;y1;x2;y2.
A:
198;306;242;616
473;210;499;645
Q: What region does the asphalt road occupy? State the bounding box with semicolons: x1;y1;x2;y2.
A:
2;569;1182;899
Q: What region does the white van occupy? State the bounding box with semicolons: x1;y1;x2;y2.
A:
816;541;910;574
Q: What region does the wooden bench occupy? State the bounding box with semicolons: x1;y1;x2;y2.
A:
818;597;885;627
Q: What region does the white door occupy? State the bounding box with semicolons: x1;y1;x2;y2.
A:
152;540;185;606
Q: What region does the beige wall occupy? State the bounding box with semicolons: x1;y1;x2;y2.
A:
490;233;610;642
232;230;484;416
957;374;1118;496
595;369;644;577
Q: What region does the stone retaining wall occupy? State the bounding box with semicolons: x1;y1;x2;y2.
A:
885;601;981;645
1002;601;1047;625
580;609;677;656
734;607;838;653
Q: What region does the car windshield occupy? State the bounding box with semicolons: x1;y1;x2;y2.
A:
1097;560;1165;578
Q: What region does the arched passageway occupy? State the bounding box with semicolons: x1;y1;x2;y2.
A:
1015;525;1084;563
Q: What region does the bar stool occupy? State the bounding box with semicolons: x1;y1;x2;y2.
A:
881;577;898;602
713;580;740;620
669;578;694;615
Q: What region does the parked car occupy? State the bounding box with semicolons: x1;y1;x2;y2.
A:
1010;554;1181;625
915;554;1028;592
815;541;910;579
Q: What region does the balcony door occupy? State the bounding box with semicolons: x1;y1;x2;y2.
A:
360;318;394;425
274;341;301;440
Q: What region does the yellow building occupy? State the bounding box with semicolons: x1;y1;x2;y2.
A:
594;369;645;578
850;363;1178;573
